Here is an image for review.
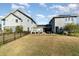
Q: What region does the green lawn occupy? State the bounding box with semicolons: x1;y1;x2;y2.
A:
0;34;79;56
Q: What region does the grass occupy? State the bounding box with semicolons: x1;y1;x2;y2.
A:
0;33;26;45
69;33;79;37
0;34;79;56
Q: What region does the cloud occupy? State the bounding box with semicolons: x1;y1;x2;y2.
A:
18;3;30;8
49;4;79;15
39;3;47;7
35;14;58;24
35;14;48;24
36;14;58;21
11;3;30;9
12;4;25;9
0;16;3;18
67;4;79;14
36;14;45;18
49;5;69;13
47;14;58;19
68;4;78;9
27;10;31;13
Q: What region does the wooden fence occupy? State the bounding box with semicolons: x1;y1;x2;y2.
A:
0;32;29;45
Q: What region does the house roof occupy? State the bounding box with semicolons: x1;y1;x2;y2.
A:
2;9;37;24
49;15;78;23
54;15;78;18
2;13;22;21
37;24;51;28
13;9;37;24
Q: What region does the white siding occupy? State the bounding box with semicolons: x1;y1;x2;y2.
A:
2;14;22;32
5;14;22;26
55;18;65;28
13;11;37;31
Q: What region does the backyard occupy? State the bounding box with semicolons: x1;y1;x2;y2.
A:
0;34;79;56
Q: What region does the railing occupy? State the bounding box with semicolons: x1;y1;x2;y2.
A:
0;32;29;45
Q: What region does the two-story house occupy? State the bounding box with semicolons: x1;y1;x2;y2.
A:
1;9;37;32
49;15;78;33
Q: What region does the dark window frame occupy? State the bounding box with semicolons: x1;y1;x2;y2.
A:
16;19;18;23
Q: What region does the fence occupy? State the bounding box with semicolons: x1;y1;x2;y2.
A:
0;32;29;45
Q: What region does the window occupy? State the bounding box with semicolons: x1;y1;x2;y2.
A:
0;24;1;30
21;20;23;22
31;21;32;24
27;19;29;22
16;19;18;23
2;19;5;25
27;27;29;32
65;18;67;21
68;17;71;21
56;26;59;33
3;21;5;25
71;18;74;21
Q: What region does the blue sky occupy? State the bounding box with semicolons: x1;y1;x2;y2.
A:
0;3;79;24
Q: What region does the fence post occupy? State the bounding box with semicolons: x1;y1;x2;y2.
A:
20;32;21;37
14;32;16;40
3;33;5;44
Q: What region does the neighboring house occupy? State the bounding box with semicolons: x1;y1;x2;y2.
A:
0;16;4;31
1;9;37;32
49;15;78;33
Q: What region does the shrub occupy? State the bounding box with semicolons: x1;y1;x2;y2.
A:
64;23;78;33
4;28;12;34
15;26;23;33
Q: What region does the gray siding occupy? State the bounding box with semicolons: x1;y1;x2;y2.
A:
49;16;77;33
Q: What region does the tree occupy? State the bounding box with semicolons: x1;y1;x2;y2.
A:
4;28;12;34
15;26;23;33
64;23;78;33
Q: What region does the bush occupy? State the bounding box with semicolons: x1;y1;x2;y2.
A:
15;26;23;33
4;28;12;34
64;23;78;33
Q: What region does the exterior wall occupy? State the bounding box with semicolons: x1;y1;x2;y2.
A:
2;14;22;32
64;17;77;25
31;27;43;33
49;19;55;33
50;17;77;33
55;18;65;28
13;11;37;32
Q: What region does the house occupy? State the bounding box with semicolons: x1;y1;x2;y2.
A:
1;9;37;32
0;16;4;31
49;15;78;33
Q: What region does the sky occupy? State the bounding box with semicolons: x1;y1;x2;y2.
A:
0;3;79;24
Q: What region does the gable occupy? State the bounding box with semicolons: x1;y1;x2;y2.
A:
5;14;18;20
13;10;36;24
2;13;22;21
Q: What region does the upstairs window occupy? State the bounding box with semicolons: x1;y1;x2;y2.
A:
27;19;29;22
21;20;23;22
71;18;74;21
31;21;33;24
2;19;5;25
16;19;18;23
65;18;67;21
0;24;1;28
3;21;5;25
68;17;71;21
